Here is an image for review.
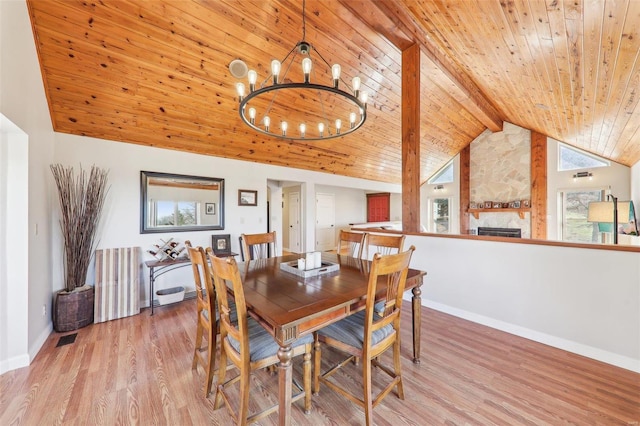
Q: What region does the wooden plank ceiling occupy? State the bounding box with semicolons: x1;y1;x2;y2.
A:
27;0;640;185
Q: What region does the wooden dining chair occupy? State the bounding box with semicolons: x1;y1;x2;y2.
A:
362;233;405;260
185;241;218;397
337;230;366;258
313;246;415;426
208;251;313;425
240;231;276;260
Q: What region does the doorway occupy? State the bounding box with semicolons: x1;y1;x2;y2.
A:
315;192;335;251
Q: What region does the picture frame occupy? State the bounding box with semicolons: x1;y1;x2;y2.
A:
469;202;477;209
492;201;502;209
522;199;531;208
513;200;521;208
212;234;231;256
205;202;216;215
238;189;257;206
484;201;493;209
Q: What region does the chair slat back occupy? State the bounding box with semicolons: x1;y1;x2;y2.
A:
186;242;215;318
241;231;277;260
364;246;415;337
363;233;405;259
337;230;366;258
207;251;248;363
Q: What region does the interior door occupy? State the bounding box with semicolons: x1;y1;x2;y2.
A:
367;193;390;222
315;193;335;251
288;191;301;253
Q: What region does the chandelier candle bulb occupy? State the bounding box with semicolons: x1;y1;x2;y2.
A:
332;64;341;88
302;58;312;83
352;76;361;97
271;60;281;84
281;121;288;136
236;82;245;101
299;123;306;138
247;70;257;92
335;119;342;135
360;92;368;107
318;122;324;137
350;112;356;128
264;116;270;132
248;107;256;125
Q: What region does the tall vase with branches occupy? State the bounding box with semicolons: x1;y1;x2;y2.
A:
51;164;108;331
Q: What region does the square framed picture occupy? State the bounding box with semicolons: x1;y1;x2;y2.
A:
484;201;493;209
522;199;531;208
238;189;257;206
212;234;231;256
513;200;521;208
205;202;216;215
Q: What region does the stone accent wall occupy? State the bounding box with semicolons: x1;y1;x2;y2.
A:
470;122;531;237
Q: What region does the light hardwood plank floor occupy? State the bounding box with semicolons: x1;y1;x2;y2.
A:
1;299;638;425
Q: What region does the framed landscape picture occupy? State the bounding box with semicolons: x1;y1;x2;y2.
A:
238;189;257;206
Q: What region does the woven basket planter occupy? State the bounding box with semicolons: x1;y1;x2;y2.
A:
53;286;94;332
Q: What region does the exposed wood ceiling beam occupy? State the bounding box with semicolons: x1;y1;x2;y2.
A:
342;0;503;132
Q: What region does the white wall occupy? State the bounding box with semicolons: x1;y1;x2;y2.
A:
547;137;631;241
405;234;640;372
53;134;401;305
1;0;56;373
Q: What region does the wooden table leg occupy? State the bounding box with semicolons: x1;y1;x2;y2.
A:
277;344;293;426
412;285;422;364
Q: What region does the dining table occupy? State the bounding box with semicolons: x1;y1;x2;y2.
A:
235;252;426;426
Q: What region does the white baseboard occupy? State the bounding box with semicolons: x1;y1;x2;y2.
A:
0;321;52;375
422;299;640;373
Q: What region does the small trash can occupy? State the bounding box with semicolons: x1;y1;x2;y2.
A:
156;286;185;305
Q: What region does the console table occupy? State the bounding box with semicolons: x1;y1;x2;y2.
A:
145;253;237;315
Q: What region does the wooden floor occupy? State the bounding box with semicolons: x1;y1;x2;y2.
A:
1;299;638;425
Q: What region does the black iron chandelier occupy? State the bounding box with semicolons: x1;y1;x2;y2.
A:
234;0;368;141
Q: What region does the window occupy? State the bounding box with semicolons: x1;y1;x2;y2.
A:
154;201;198;227
558;144;608;171
428;161;454;184
560;190;603;242
428;197;450;233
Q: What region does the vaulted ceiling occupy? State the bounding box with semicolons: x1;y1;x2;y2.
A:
27;0;640;185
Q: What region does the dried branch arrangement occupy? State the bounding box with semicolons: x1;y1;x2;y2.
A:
51;164;109;293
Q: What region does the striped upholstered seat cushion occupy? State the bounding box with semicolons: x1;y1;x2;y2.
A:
316;310;393;349
228;316;313;362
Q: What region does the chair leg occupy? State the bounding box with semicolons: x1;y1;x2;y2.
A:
313;337;321;395
303;344;312;413
393;340;404;400
362;357;374;426
204;327;216;397
192;317;203;370
238;360;251;426
213;345;228;410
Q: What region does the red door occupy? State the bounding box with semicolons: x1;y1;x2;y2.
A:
367;193;390;222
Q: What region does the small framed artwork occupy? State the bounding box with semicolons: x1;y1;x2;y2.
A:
522;199;531;208
484;201;493;209
492;201;502;209
238;189;257;206
205;203;216;215
212;234;231;256
469;202;478;209
513;200;521;208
